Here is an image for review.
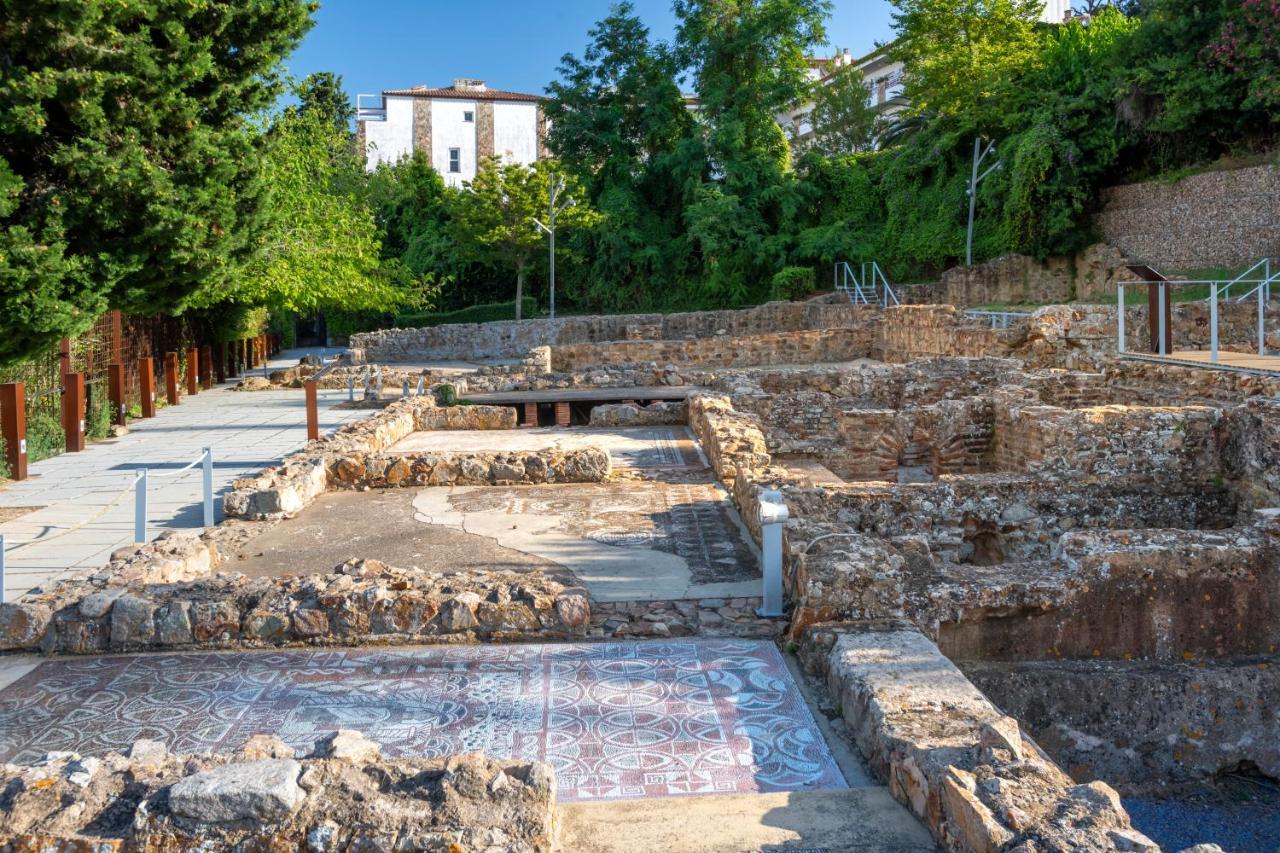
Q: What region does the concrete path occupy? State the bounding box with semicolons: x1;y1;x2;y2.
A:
559;788;936;852
0;348;367;600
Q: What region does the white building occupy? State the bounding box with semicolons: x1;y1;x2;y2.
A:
356;79;547;185
781;0;1073;149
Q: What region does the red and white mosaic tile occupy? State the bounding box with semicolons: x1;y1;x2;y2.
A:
0;640;846;801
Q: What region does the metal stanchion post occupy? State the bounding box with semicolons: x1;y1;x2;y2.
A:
202;448;214;528
135;468;148;544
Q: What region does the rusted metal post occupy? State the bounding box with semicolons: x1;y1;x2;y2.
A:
0;382;28;480
200;345;213;389
185;348;199;396
62;372;85;452
108;363;127;426
165;352;180;405
139;357;157;417
305;380;319;441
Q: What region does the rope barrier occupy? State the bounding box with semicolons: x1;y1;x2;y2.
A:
1;471;143;553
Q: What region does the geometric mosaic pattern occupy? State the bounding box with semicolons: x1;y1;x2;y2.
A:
0;640;846;802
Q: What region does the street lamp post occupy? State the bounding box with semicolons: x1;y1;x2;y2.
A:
533;173;572;321
965;136;1001;267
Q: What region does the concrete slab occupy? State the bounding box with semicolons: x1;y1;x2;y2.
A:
0;640;848;804
413;480;760;602
559;788;936;852
388;426;705;471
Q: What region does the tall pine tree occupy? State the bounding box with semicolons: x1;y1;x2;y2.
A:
0;0;315;364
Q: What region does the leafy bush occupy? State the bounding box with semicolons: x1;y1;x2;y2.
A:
26;412;64;463
86;391;112;440
0;436;9;479
395;297;538;329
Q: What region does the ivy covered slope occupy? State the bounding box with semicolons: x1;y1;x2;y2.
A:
0;0;315;365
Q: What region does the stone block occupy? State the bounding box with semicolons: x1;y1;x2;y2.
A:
168;758;305;824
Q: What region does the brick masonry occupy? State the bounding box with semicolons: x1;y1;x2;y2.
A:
1096;164;1280;270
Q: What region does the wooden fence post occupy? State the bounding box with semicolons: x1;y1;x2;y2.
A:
0;382;28;480
305;380;319;441
108;363;127;426
140;357;157;418
62;372;85;452
165;352;180;405
199;345;213;389
186;348;199;396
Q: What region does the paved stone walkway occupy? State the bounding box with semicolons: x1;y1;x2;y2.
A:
0;349;367;600
0;640;850;803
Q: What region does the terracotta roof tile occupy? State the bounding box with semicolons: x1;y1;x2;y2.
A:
381;86;545;102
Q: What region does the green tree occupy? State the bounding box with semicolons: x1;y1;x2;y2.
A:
674;0;829;304
295;71;355;129
452;158;596;320
890;0;1044;122
233;105;417;315
806;65;879;155
0;0;315;365
545;2;705;310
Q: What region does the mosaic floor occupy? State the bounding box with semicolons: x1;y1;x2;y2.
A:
0;640;846;802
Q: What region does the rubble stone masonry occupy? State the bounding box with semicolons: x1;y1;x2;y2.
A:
1097;163;1280;269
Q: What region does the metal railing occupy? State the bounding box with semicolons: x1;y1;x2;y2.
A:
963;309;1033;329
834;260;900;307
1117;260;1275;363
0;447;214;603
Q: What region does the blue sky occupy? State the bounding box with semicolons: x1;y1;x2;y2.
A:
285;0;897;101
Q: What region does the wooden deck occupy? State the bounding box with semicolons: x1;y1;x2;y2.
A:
1123;350;1280;377
466;386;703;405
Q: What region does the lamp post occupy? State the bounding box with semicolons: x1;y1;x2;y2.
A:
965;136;1001;267
532;173;572;321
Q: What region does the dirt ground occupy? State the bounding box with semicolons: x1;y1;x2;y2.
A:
223;488;567;580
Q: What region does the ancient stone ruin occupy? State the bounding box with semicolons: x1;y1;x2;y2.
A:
3;295;1278;851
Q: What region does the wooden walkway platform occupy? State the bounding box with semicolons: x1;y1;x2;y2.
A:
466;386;702;405
1122;350;1280;377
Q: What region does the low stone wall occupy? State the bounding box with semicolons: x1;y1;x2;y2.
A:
588;400;686;427
877;301;1280;372
939;243;1126;306
0;733;555;852
6;546;590;654
964;657;1280;793
224;399;555;520
329;447;611;490
991;395;1224;482
686;394;771;489
350;302;878;362
550;326;875;372
878;305;1018;363
1097;163;1280;270
591;596;782;640
799;622;1157;852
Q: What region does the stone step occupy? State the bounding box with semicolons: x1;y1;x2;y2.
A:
557;787;936;853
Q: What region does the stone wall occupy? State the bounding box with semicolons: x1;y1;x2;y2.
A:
964;657;1280;792
550;327;875;372
224;398;571;521
799;623;1157;852
349;302;880;362
939;243;1127;306
877;301;1280;372
328;447;611;490
991;395;1224;483
0;734;555;852
5;545;591;654
1096;164;1280;269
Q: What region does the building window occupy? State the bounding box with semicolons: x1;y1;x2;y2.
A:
448;148;461;173
463;111;474;123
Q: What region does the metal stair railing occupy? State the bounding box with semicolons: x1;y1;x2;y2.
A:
834;261;899;307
